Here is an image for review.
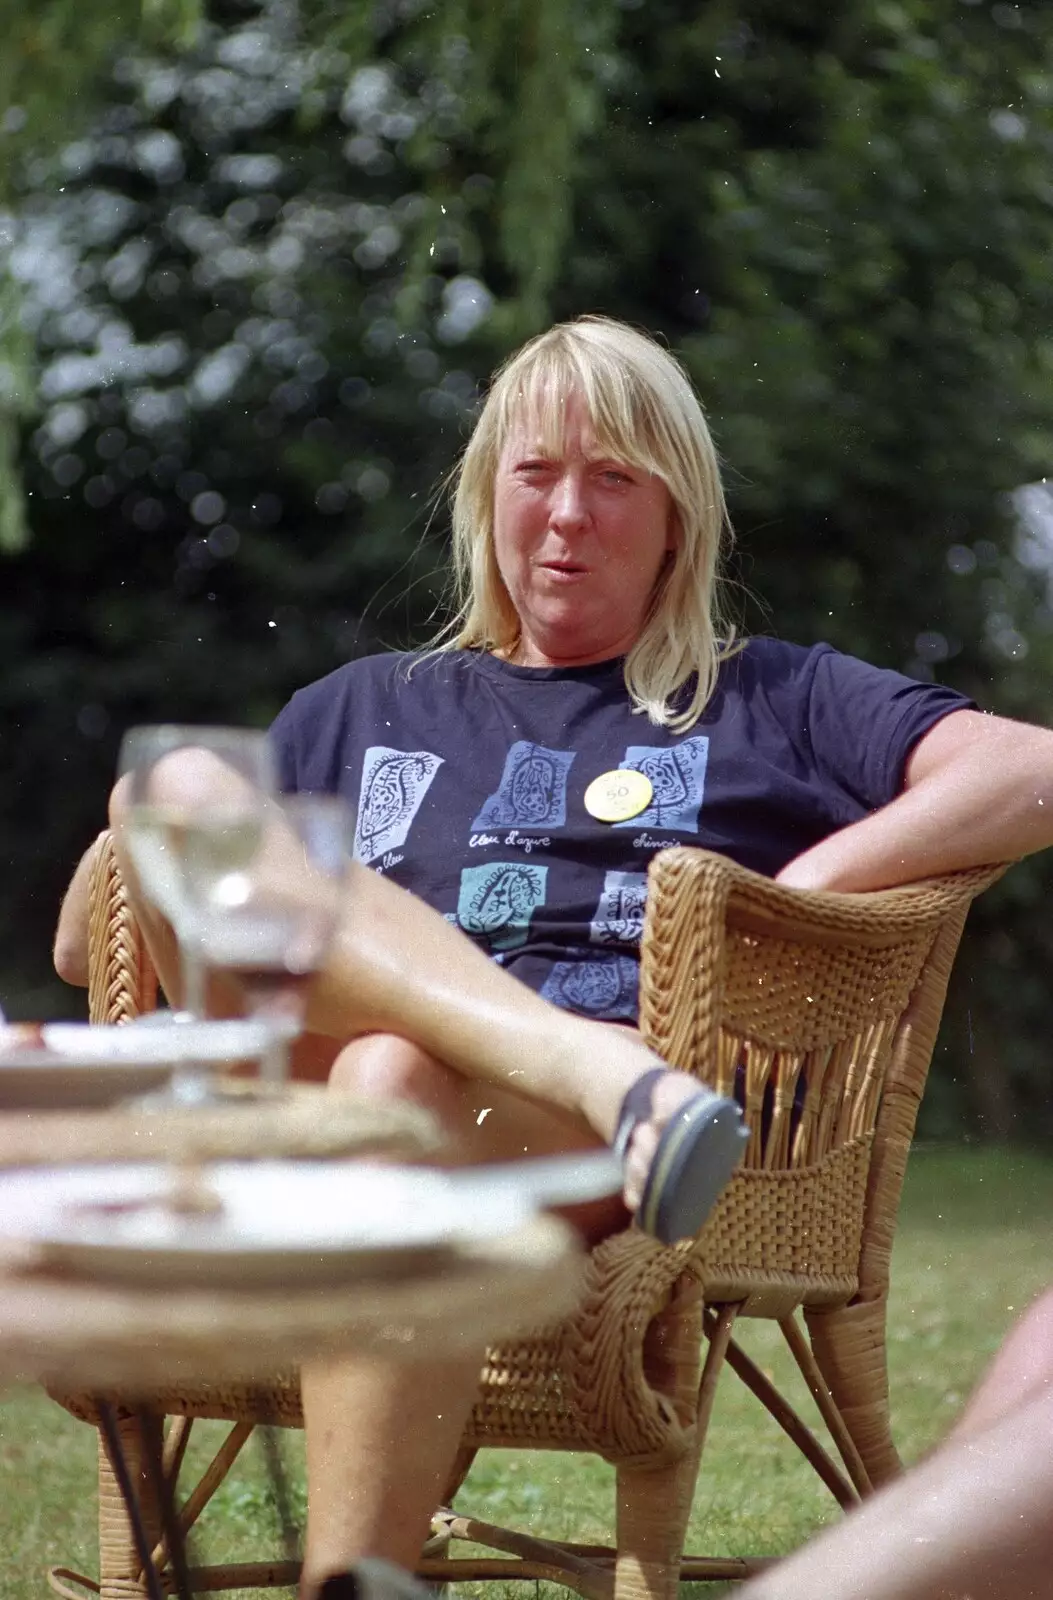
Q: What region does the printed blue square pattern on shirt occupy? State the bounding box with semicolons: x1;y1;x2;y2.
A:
269;640;974;1022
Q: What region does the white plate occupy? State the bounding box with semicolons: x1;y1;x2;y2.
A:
0;1020;285;1109
41;1018;285;1064
451;1151;623;1213
0;1056;178;1110
0;1153;622;1287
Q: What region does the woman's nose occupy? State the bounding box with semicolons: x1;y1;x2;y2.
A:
549;470;589;529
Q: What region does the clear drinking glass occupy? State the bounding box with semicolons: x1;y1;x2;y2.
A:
116;724;278;1021
192;794;355;1083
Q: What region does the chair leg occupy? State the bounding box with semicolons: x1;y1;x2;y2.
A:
804;1296;902;1489
96;1417;166;1600
613;1304;737;1600
613;1451;700;1600
441;1443;477;1507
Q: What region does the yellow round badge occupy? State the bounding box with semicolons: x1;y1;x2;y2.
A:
583;769;653;824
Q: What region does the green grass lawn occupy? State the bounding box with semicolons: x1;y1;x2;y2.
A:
2;1146;1051;1598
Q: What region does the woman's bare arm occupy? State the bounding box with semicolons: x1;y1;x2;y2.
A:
776;709;1053;892
53;835;106;987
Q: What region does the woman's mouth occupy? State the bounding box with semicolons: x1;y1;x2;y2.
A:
539;560;588;581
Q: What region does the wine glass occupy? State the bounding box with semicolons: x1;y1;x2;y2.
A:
116;724;278;1021
192;793;355;1083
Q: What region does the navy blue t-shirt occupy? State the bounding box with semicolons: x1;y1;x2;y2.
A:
269;640;973;1021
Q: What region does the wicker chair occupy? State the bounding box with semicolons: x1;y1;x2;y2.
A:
47;833;1002;1600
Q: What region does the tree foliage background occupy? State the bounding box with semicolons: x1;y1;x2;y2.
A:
3;0;1053;1138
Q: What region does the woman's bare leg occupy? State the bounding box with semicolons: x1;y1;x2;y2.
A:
104;763;726;1595
306;861;703;1209
105;757;726;1595
300;1034;627;1597
301;1347;481;1593
109;772;704;1212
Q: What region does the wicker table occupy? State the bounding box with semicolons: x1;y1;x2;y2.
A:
0;1083;441;1169
0;1088;583;1386
1;1215;580;1600
0;1096;583;1600
0;1213;581;1390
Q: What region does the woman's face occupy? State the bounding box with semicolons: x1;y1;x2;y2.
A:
491;392;676;668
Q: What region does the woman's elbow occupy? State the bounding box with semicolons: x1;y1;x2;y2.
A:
53;833;104;988
53;928;89;987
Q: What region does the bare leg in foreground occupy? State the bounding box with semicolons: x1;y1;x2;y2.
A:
738;1286;1053;1600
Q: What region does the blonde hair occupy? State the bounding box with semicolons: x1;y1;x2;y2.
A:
433;315;737;731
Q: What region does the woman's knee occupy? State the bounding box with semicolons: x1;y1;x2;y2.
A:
328;1032;454;1102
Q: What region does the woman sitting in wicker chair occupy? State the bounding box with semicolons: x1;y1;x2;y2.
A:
56;316;1053;1599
